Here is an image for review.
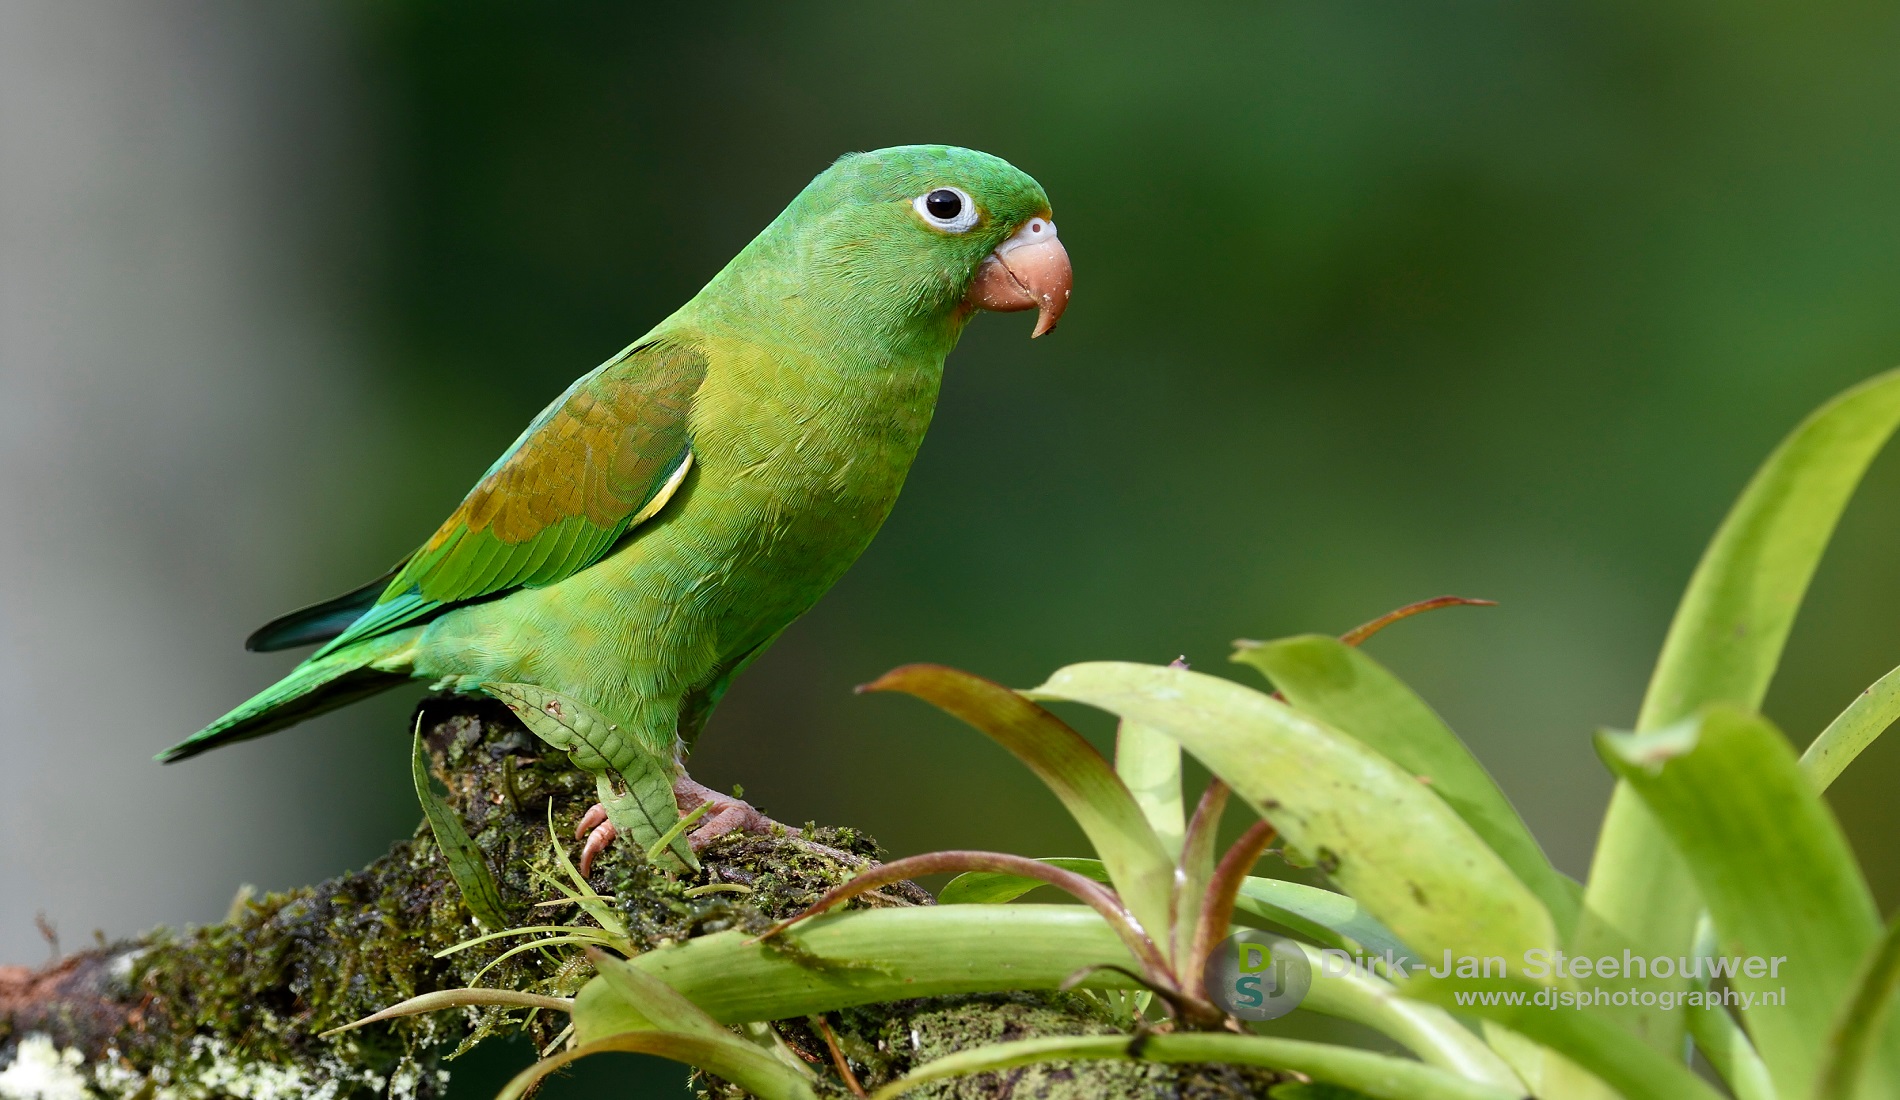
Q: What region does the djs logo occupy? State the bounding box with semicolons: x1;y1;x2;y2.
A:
1202;930;1313;1021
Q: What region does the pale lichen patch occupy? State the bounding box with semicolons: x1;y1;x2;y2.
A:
0;1035;90;1100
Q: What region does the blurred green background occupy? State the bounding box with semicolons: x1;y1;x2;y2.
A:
8;1;1900;1094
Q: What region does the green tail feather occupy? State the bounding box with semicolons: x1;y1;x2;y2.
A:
160;637;413;762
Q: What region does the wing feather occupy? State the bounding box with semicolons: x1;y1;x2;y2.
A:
306;340;707;656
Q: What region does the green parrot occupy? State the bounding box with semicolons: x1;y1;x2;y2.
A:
160;145;1072;871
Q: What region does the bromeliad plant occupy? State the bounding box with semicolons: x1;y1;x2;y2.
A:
752;604;1499;1032
336;369;1900;1100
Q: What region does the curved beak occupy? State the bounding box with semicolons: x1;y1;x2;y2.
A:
964;216;1072;337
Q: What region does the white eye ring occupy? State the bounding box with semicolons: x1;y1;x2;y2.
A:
912;186;979;234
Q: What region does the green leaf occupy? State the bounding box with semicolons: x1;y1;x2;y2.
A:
574;947;728;1043
612;905;1139;1023
496;1031;818;1100
1580;367;1900;1058
321;988;572;1037
1407;975;1725;1100
1672;913;1775;1100
585;904;1496;1076
1299;945;1523;1089
1802;660;1900;792
940;856;1417;978
1232;877;1411;964
1814;910;1900;1100
436;924;626;957
1637;370;1900;733
1026;662;1558;967
937;856;1110;904
1235;635;1578;935
861;665;1177;959
1683;994;1775;1100
411;721;510;930
482;682;694;871
540;801;628;938
763;850;1168;982
868;1032;1523;1100
1115;719;1185;859
1599;706;1900;1098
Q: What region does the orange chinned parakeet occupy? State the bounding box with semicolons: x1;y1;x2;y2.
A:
161;145;1073;872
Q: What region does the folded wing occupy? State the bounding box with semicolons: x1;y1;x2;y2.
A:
258;339;708;657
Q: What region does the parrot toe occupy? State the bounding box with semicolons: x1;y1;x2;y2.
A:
575;805;616;877
673;774;799;852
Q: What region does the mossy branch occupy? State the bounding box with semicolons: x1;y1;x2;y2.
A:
0;700;1270;1099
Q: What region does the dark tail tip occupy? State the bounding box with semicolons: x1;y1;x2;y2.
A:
245;569;397;652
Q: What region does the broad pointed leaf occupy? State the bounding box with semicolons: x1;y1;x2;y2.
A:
862;665;1176;958
937;857;1110;904
576;948;727;1043
1236;635;1577;934
1027;662;1557;967
1115;719;1185;859
1599;706;1900;1098
1232;877;1411;964
1580;367;1900;1058
1407;975;1724;1100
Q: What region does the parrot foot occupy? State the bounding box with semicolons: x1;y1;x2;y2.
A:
572;776;796;876
673;774;797;850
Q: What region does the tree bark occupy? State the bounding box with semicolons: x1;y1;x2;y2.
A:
0;700;1274;1099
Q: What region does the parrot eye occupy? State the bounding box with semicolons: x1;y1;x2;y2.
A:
913;187;978;233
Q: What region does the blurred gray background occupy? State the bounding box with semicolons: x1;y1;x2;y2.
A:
6;0;1900;1090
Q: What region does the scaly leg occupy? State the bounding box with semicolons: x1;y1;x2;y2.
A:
574;774;796;876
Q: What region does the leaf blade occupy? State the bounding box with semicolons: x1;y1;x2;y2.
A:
1814;910;1900;1100
869;1032;1522;1100
1802;661;1900;791
1579;367;1900;1059
320;988;572;1038
1027;661;1558;967
1236;635;1578;934
497;1030;818;1100
1407;976;1726;1100
588;904;1491;1073
937;857;1111;905
410;721;510;930
1115;719;1185;859
577;947;728;1043
1232;876;1411;964
862;665;1176;959
1599;706;1898;1097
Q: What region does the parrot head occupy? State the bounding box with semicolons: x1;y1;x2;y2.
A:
744;145;1073;341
